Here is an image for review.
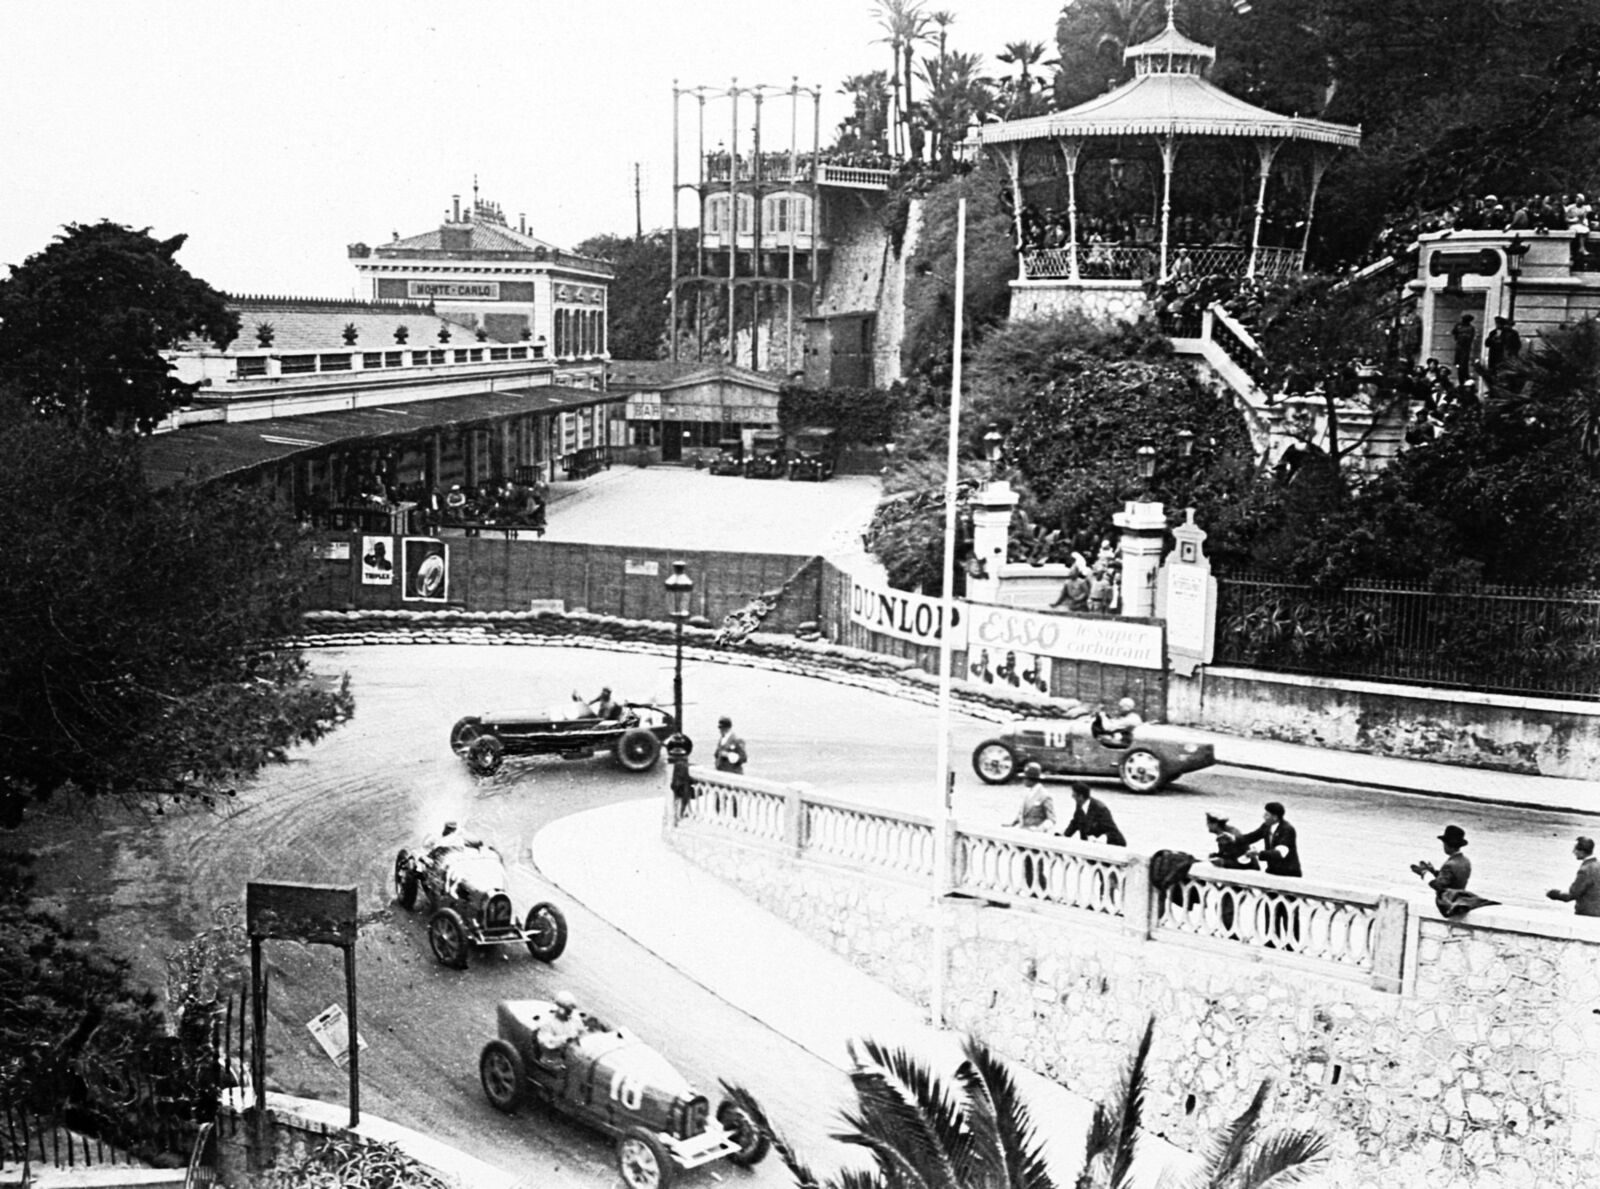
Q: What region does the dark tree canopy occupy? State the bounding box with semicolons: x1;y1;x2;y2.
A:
0;397;352;827
572;229;694;361
0;221;238;433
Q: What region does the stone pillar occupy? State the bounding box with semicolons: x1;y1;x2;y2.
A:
1112;499;1167;618
967;479;1018;605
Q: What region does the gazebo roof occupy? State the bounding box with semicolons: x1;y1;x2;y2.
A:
972;20;1360;150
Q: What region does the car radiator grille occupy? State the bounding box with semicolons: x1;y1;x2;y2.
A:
486;893;513;928
680;1096;709;1138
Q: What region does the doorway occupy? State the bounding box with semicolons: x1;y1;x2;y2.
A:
661;420;683;462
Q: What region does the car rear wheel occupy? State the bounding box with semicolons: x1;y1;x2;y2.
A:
717;1100;770;1166
467;734;505;776
393;850;418;910
617;1127;674;1189
1119;749;1165;794
614;728;662;772
972;741;1018;785
428;908;470;969
480;1040;526;1113
523;902;569;962
450;716;482;754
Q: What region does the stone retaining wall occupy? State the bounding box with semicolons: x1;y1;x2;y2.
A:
667;823;1600;1189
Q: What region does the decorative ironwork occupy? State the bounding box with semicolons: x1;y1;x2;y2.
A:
1021;245;1304;282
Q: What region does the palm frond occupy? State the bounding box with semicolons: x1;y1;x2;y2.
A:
720;1079;822;1189
1190;1080;1268;1188
1227;1129;1329;1189
853;1037;972;1162
960;1036;1054;1189
834;1123;940;1189
842;1040;966;1189
1108;1019;1154;1189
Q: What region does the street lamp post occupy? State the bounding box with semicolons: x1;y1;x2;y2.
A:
664;561;693;732
1505;236;1530;324
983;425;1003;479
1135;442;1157;497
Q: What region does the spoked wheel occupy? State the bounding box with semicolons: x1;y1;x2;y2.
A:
717;1099;770;1166
393;850;418;910
971;741;1018;785
523;902;569;962
617;1127;675;1189
450;717;483;755
428;908;470;969
614;728;662;772
467;734;505;776
479;1040;526;1113
1119;749;1165;794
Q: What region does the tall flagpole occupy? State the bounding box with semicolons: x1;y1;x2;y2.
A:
930;198;966;1026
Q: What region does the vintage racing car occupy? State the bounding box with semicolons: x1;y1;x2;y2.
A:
394;837;569;969
971;715;1215;793
450;702;676;776
480;998;768;1189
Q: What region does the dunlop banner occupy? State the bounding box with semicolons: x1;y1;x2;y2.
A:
967;602;1164;670
849;578;967;648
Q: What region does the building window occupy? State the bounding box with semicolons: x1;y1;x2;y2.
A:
320;354;352;371
236;356;268;379
385;351;403;367
736;194;753;233
281;354;316;375
511;346;527;360
490;347;509;361
362;352;384;369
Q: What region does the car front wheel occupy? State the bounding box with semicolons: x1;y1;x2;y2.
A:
467;734;505;776
450;716;482;754
971;740;1018;785
523;902;569;962
1119;749;1165;793
614;728;662;772
617;1127;675;1189
480;1040;526;1113
717;1100;770;1166
393;850;418;910
428;908;470;969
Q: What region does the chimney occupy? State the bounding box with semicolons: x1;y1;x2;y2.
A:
452;194;461;222
519;213;526;235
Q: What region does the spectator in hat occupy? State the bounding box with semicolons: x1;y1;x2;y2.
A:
714;716;747;773
1205;812;1257;870
1412;824;1472;894
1061;781;1126;847
1451;314;1479;387
1546;836;1600;917
1007;763;1056;831
1485;316;1522;376
1237;801;1301;877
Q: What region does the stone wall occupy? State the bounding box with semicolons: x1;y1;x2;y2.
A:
1170;666;1600;781
1009;279;1150;324
668;825;1600;1189
813;190;905;385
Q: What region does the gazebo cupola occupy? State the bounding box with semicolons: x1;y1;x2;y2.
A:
970;4;1361;319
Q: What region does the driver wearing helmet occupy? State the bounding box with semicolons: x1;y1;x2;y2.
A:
1093;697;1143;746
535;990;586;1067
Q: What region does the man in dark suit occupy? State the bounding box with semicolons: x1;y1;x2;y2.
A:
714;716;747;774
1060;782;1126;847
1238;801;1301;877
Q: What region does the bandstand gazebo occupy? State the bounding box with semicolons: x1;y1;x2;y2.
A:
971;12;1361;309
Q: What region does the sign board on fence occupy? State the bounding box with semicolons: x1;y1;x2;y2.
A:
529;598;566;613
1157;510;1216;676
307;1003;367;1068
966;603;1164;670
317;540;351;561
849;577;966;648
624;559;660;576
246;882;359;947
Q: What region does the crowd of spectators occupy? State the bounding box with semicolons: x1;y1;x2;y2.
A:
300;470;549;537
1370;191;1594;271
703;146;899;183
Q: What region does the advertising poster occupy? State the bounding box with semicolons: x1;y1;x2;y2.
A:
967;647;1052;695
360;535;395;585
401;538;449;603
848;577;966;648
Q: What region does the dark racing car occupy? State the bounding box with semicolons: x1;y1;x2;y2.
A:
479;998;768;1189
450;702;676;776
971;715;1215;793
394;835;569;969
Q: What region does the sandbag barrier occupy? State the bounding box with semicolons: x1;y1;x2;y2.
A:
296;609;1085;725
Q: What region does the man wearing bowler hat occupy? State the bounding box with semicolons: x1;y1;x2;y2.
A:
1413;824;1472;894
1237;801;1301;877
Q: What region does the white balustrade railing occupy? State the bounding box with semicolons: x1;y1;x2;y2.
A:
1153;867;1382;971
955;823;1129;917
669;776;1405;990
680;771;787;843
804;795;936;879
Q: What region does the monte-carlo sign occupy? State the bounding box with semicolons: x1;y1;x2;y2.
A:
849;577;1164;669
408;281;499;300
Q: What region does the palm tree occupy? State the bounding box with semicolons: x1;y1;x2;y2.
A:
1493;316;1600;466
726;1023;1327;1189
931;9;956;59
874;0;933;160
1057;0;1164;92
723;1034;1054;1189
1075;1019;1328;1189
994;39;1055;119
917;51;993;171
839;71;893;153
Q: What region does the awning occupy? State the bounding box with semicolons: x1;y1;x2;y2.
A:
140;384;618;487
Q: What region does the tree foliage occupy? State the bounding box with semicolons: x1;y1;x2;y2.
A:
573;229;695;361
0;221;238;433
0;398;353;827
